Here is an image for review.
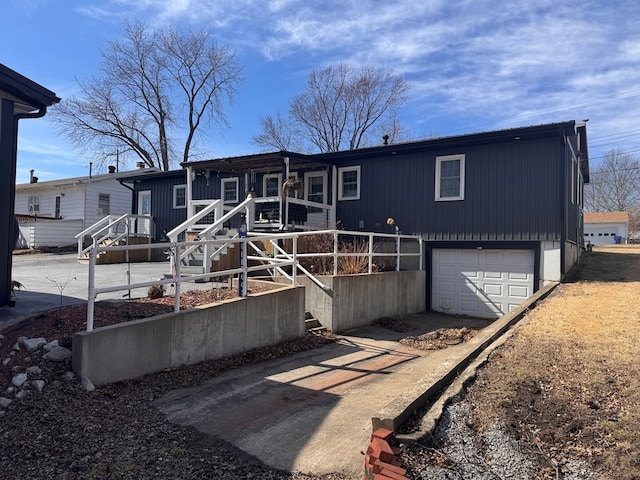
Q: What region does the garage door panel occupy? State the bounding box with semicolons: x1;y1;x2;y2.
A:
483;270;503;280
484;251;504;263
432;248;534;319
460;300;480;313
483;284;503;296
508;285;530;298
508;251;534;265
508;271;530;281
437;264;456;277
435;279;456;293
461;266;479;278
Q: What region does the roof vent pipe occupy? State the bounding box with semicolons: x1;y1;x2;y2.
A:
108;165;116;174
136;162;145;169
29;169;34;183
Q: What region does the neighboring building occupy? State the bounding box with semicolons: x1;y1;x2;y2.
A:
121;120;590;319
14;166;158;249
583;211;629;245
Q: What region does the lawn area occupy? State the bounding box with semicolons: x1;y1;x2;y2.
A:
467;244;640;478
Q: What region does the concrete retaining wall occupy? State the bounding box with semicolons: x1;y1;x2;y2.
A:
73;286;305;385
297;270;426;333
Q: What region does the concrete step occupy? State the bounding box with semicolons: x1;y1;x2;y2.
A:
305;311;328;333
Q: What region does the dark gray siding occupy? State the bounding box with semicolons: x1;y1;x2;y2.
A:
335;136;565;242
133;173;187;242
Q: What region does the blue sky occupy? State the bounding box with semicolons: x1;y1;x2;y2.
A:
3;0;640;183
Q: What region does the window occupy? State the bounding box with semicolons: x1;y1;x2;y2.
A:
173;184;187;209
435;154;465;201
138;190;151;216
222;177;239;203
55;196;61;218
98;194;110;215
28;195;40;214
263;173;282;197
304;171;327;213
338;166;361;200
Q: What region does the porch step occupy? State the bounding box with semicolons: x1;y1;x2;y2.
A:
304;311;325;332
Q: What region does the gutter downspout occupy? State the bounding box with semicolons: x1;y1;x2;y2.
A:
117;178;136;217
4;106;48;306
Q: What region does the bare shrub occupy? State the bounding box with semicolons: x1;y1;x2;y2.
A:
299;233;335;275
147;284;165;299
338;238;370;274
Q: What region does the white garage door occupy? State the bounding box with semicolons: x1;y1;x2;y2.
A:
432;249;535;319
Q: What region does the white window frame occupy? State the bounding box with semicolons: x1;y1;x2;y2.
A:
173;184;187;209
98;193;110;215
338;165;361;201
304;171;328;206
262;173;282;197
28;195;40;214
138;190;151;216
435;154;465;201
222;177;239;203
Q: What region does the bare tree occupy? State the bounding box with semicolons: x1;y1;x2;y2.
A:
253;63;409;153
51;22;243;171
585;149;640;211
585;148;640;233
253;113;304;152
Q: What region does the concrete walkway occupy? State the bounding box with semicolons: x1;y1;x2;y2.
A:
154;314;498;477
2;252;553;479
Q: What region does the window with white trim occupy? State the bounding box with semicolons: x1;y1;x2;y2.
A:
173;184;187;209
28;195;40;214
222;177;239;203
338;166;360;200
98;193;110;215
263;173;282;197
435;154;465;201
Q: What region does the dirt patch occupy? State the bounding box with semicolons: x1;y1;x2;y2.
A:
400;327;477;350
401;245;640;479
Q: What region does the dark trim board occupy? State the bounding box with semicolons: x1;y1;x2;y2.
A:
423;240;541;313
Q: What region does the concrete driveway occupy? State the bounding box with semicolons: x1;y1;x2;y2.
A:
154;314;493;478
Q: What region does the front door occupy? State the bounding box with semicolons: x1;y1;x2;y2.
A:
304;171;327;228
137;190;152;236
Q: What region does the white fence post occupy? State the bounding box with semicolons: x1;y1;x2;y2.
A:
173;245;181;312
333;230;339;276
87;247;97;332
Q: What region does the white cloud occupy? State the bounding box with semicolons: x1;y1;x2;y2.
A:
68;0;640;164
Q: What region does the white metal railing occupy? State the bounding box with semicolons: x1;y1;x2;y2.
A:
75;214;153;258
249;229;423;276
166;199;224;242
84;229;423;331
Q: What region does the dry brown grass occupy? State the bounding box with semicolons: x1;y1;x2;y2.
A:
468;245;640;479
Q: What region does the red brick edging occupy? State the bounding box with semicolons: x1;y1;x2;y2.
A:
364;428;408;479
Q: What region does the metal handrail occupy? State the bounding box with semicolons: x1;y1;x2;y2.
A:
84;230;423;331
166;199;223;242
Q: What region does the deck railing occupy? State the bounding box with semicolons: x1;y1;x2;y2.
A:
75;214;153;258
84;229;422;331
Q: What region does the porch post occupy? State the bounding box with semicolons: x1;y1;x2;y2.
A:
331;165;338;228
186;166;194;218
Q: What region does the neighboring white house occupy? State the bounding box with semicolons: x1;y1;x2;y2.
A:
584;211;629;245
14;166;158;249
